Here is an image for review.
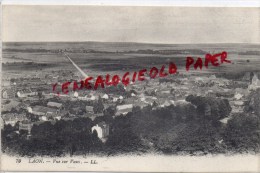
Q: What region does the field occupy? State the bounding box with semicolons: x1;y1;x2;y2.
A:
2;42;260;78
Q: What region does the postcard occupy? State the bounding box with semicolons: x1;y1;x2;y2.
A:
1;3;260;172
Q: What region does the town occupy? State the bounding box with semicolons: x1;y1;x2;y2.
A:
1;46;260;156
2;67;259;133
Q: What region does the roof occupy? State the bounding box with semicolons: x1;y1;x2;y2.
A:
32;105;57;114
116;104;133;110
47;102;62;108
102;94;109;99
18;89;33;94
2;113;27;121
162;100;171;106
20;120;32;124
219;117;231;124
116;108;132;115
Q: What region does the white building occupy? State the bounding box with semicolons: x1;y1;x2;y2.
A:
234;93;243;100
91;121;109;139
47;102;62;109
131;93;136;97
17;89;37;98
19;120;33;134
248;73;260;90
102;94;109;99
2;113;27;126
74;91;79;98
115;104;133;116
2;88;16;99
112;97;118;102
27;105;59;116
78;95;96;101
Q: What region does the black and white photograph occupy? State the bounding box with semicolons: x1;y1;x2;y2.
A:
1;3;260;172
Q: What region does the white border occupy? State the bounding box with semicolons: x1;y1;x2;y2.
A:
1;0;260;7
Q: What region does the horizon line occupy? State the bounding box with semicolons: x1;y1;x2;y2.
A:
3;41;260;45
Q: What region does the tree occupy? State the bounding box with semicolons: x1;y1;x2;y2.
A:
93;96;104;114
223;114;260;153
244;89;260;116
186;95;231;121
106;116;145;154
104;106;116;117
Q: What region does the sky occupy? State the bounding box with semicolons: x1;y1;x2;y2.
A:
2;5;260;43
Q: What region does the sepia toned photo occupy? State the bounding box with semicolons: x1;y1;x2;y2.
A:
1;4;260;172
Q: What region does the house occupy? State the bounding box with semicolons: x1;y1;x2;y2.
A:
2;79;11;87
144;96;158;105
73;91;79;97
219;117;231;124
175;99;189;105
17;89;37;98
112;97;119;102
251;73;260;86
77;93;93;100
135;102;149;109
242;72;254;82
41;116;48;121
55;116;62;120
1;100;20;112
42;90;54;96
2;113;27;126
115;104;133;116
160;90;171;94
19;120;33;134
27;105;59;116
233;101;244;106
85;105;94;114
70;107;84;115
2;88;16;99
47;102;62;109
131;93;136;97
159;100;172;107
91;121;109;139
102;94;109;100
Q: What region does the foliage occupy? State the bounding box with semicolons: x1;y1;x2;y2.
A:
223;114;260;153
186;95;231;121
